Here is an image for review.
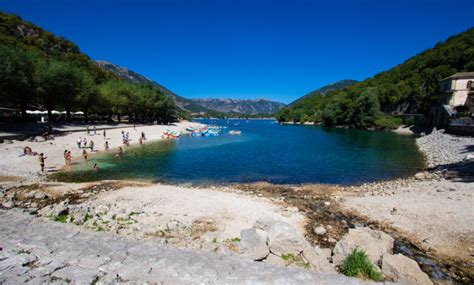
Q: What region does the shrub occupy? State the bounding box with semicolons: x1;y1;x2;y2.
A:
340;248;383;281
374;116;403;130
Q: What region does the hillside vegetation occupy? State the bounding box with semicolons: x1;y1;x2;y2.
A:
277;28;474;129
0;12;177;123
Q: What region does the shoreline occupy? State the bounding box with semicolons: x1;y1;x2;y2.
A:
0;124;472;283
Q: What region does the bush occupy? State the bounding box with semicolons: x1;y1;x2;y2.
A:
340;248;383;281
374;116;403;130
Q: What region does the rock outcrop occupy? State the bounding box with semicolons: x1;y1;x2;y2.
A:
239;228;269;260
382;253;433;285
332;227;394;266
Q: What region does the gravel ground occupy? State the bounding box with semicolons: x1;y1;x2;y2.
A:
416;128;473;168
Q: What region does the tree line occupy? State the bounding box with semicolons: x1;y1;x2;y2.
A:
277;27;474;129
0;12;177;123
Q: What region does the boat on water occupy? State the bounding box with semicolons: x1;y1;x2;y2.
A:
162;130;180;139
229;130;242;135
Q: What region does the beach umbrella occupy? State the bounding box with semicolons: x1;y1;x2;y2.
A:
74;111;84;115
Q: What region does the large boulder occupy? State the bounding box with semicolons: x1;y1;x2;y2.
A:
332;227;394;266
267;221;307;256
382;253;433;285
239;228;269;260
302;246;336;273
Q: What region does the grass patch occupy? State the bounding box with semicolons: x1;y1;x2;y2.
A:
53;213;69;223
280;253;310;269
340;248;383;281
129;211;140;217
374;116;403;130
212;237;218;244
224;237;241;243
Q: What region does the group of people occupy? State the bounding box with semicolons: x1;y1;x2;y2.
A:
35;126;148;172
76;137;95;151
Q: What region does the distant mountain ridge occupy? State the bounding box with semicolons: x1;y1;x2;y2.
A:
191;98;286;115
95;61;211;114
289;79;358;106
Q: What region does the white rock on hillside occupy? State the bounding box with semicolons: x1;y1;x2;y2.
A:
239;228;269;261
267;221;307;256
332;227;394;266
382;253;433;285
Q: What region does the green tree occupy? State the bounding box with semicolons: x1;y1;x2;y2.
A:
0;45;36;118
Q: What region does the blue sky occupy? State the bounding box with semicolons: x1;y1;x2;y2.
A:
1;0;473;103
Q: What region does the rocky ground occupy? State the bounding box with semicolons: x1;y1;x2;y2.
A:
0;208;379;285
339;129;473;283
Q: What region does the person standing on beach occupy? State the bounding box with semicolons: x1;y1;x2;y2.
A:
93;126;97;135
77;137;82;149
86;126;90;135
39;153;47;172
103;130;106;140
139;137;143;145
63;150;68;165
104;141;109;151
82;149;88;162
67;151;72;165
89;140;95;152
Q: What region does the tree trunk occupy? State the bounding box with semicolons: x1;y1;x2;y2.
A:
66;109;71;122
47;108;53;123
84;108;89;122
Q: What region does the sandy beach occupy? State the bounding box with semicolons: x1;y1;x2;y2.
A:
0;121;203;179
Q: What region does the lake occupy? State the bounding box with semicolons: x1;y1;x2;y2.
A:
54;119;425;185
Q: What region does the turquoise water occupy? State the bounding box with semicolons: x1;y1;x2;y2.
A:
54;119;425;185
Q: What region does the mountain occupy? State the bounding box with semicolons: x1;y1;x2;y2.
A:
277;28;474;128
95;61;211;114
289;79;358;106
191;98;285;115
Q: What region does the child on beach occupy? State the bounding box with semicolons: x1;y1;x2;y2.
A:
67;151;72;165
39;153;47;172
82;149;88;162
115;147;123;159
93;163;99;171
104;141;109;151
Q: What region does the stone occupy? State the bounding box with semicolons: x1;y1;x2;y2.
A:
2;200;15;209
239;228;269;261
94;205;109;215
302;246;335;273
414;172;426;180
34;136;46;142
34;192;47;200
313;225;327;236
332;227;394;266
267;221;307;256
264;253;287;267
253;217;275;231
382;253;433;285
51;265;99;284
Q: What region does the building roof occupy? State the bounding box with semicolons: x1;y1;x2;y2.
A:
442;72;474;81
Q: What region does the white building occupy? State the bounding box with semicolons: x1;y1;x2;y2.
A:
439;72;474;112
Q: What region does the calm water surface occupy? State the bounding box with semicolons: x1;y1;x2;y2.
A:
54;119;425;185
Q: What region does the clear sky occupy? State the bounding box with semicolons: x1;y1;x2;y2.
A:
1;0;473;103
